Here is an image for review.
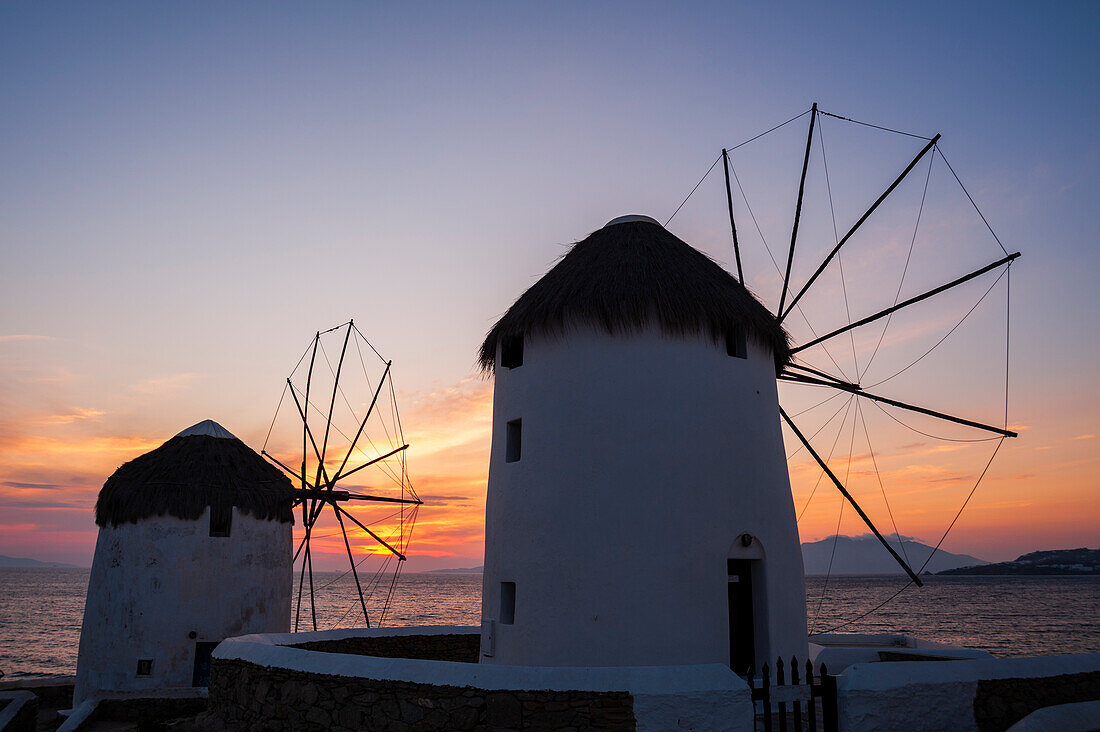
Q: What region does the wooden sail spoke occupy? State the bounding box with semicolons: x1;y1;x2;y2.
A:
334;444;409;483
287;379;333;485
344;492;423;505
318;323;354;470
306;541;317;631
778;102;818;316
782;362;860;391
780;133;941;323
722;148;745;284
332;502;371;628
778;373;1017;437
331;362;394;481
790;251;1020;355
334;503;407;560
260;450;308;485
292;495;328;564
272;321;419;632
780;407;924;586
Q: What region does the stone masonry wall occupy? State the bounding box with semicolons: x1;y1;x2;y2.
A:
209;658;636;731
291;633;480;663
974;670;1100;731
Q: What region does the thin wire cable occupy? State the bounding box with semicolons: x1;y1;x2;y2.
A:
817;118;861;377
665;108;812;227
1004;265;1012;430
262;381;289;451
818;109;933;141
724;108;813;152
866;267;1007;390
305;331;403;479
858;400;911;565
795;396;856;520
868;400;1002;443
729;160;855;382
810;436;1007;636
936;147;1009;256
786;392;854;462
664;153;722;226
812;405;858;633
790;388;845;418
918;438;1006;574
291;383;406;488
859;154;935;381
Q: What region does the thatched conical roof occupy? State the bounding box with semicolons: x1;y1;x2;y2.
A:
478;216;790;372
95;420;295;527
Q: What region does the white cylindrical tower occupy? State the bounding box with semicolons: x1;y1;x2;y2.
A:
478;216;807;670
74;420;293;706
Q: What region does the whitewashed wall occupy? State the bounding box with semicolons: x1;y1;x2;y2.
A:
481;324;808;668
74;508;290;706
837;652;1100;732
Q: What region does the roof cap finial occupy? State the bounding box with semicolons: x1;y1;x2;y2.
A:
175;419;236;440
604;214;661;228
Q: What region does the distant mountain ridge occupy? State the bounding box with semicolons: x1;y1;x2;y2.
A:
0;554;78;568
937;548;1099;575
801;534;988;575
422;566;483;574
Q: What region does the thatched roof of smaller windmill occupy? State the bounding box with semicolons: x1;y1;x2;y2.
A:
478;216;791;372
95;420;295;527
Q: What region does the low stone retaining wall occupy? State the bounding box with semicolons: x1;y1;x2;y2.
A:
837;652;1100;732
291;632;480;663
0;677;73;710
210;626;755;731
211;657;634;730
975;670;1100;731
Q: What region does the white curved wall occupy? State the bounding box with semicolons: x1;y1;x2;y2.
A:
74;507;291;706
481;325;807;668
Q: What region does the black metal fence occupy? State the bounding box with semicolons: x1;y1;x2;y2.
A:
745;657;837;732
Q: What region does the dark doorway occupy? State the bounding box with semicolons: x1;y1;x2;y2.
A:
192;641;219;687
727;559;756;673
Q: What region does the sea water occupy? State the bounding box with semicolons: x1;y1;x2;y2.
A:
1;568;1097;680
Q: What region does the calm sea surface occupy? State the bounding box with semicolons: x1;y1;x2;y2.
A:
1;568;1097;680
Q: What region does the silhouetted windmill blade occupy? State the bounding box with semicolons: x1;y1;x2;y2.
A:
333;503;407;560
778;373;1016;437
317;324;354;469
777;102;818;317
783;362;860;390
333;444;408;482
778;131;942;324
658;105;1017;631
332;502;370;627
789;251;1021;357
779;407;924;586
263;320;422;633
330;361;393;481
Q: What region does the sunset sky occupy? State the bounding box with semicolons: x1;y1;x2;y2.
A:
1;2;1097;572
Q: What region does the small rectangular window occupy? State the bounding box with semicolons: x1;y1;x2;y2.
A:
136;658;154;676
726;326;747;359
501;335;524;369
505;419;522;463
209;504;232;537
500;582;516;624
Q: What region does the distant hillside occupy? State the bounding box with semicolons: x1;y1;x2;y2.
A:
938;548;1099;576
422;566;483;574
802;535;988;575
0;554;78;568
